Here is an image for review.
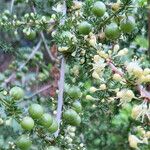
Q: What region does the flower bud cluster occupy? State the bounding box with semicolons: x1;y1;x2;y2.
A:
128;127;150;149
117;89;135;105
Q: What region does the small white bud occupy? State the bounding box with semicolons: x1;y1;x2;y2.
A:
99;84;106;90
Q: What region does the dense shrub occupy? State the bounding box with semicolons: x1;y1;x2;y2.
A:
0;0;149;150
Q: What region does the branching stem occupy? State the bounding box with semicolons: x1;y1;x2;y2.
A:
2;40;42;86
54;57;65;137
25;85;51;99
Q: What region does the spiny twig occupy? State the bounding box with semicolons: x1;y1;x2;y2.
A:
25;85;51;99
19;40;42;70
2;40;42;86
31;5;56;62
40;32;56;62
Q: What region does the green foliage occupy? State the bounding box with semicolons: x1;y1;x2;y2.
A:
134;35;148;49
0;0;149;150
0;40;14;53
138;0;147;6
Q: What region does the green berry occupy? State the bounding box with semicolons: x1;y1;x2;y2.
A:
63;109;81;126
120;16;136;33
16;135;32;150
68;86;82;99
48;118;58;134
104;23;120;40
21;116;34;131
92;1;106;17
28;104;44;119
78;21;92;35
72;101;82;113
38;113;53;128
25;31;36;40
10;86;24;100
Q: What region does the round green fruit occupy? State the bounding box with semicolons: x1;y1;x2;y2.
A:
21;116;34;131
120;16;135;33
68;86;82;99
16;135;32;150
92;1;106;17
9;86;24;100
104;23;120;40
78;21;92;35
48;118;58;134
25;31;36;41
16;72;23;79
22;66;28;73
63;109;81;126
38;113;53;128
28;104;44;119
72;101;82;113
